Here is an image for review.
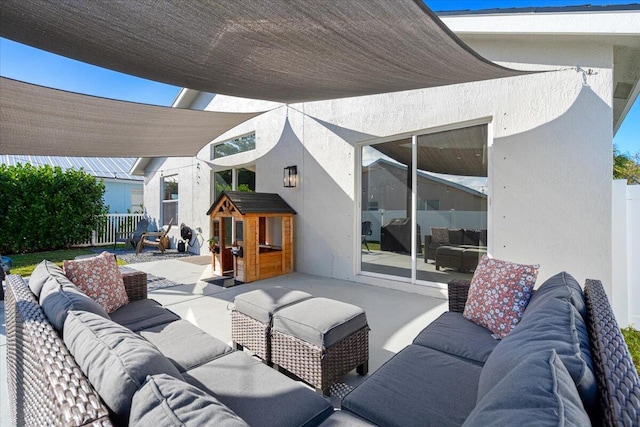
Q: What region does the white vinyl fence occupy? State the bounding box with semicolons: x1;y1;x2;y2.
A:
361;210;487;242
612;180;640;328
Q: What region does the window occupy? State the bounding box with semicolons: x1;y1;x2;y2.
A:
130;188;143;213
426;200;440;211
162;175;178;225
211;133;256;159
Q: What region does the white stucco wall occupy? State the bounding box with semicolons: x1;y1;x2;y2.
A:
143;35;615;295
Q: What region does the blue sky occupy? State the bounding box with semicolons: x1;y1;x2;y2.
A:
0;1;637;154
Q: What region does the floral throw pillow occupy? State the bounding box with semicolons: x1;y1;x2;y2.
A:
431;227;450;244
463;255;539;339
63;251;129;313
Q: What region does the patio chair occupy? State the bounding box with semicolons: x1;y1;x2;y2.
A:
362;221;372;252
114;218;149;251
136;218;173;254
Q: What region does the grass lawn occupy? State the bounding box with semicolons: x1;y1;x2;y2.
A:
7;247;127;276
622;326;640;373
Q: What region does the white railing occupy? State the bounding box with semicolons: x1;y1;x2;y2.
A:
89;213;147;246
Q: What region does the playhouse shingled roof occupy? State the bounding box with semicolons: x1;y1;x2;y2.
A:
207;191;297;216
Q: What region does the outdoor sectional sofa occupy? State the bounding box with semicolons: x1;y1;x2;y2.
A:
340;272;640;426
5;262;372;427
5;262;640;426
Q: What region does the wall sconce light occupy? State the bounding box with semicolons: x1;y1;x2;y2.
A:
283;165;297;188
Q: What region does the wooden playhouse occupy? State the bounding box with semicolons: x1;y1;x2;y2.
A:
206;191;296;283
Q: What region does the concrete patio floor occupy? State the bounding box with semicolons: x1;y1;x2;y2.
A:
1;256;449;423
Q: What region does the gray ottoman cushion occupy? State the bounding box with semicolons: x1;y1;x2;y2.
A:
272;297;368;348
319;410;376;426
527;271;586;320
436;246;465;257
139;320;233;372
39;274;110;334
110;298;180;331
183;351;334;427
63;310;183;425
234;287;313;324
130;374;249;427
28;259;67;298
342;344;481;427
478;298;596;411
463;350;590;426
412;312;498;364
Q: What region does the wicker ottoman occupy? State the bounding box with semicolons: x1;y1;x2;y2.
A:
232;287;312;362
435;245;465;271
461;247;487;272
271;297;369;395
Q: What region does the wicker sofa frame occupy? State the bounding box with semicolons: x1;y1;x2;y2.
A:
448;278;640;426
5;271;639;426
5;270;147;427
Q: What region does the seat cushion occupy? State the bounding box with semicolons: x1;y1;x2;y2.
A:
63;310;183;425
183;351;334;427
319;410;375;426
413;312;498;364
436;246;465;256
342;345;482;427
130;374;249;427
272;297;368;348
110;298;180;331
463;350;590;426
39;274;110;334
139;320;233;372
478;298;596;411
234;287;313;324
527;271;586;320
28;259;67;298
63;251;129;313
463;255;538;338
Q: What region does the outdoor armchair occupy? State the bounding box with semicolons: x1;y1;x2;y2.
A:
136;218;173;254
114;218;148;251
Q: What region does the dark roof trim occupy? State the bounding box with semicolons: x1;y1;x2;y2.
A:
437;3;640;16
206;191;296;216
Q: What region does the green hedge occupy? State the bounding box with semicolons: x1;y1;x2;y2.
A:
0;163;107;254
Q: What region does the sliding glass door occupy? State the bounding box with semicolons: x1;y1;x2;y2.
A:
360;123;489;284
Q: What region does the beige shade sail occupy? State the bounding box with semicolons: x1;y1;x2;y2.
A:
0;78;263;157
0;0;529;104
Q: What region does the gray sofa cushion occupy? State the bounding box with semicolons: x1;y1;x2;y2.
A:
234;287;313;324
63;310;183;425
39;274;110;334
183;351;334;427
412;312;498;364
478;298;596;411
272;297;368;348
342;345;482;427
139;320;233;372
463;350;590;426
110;298;180;331
28;259;67;298
527;271;586;320
130;374;249;427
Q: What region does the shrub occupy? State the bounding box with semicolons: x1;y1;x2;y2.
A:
0;163;107;253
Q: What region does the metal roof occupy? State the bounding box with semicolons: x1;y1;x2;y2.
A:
0;155;142;181
437;4;640;16
207;191;296;216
